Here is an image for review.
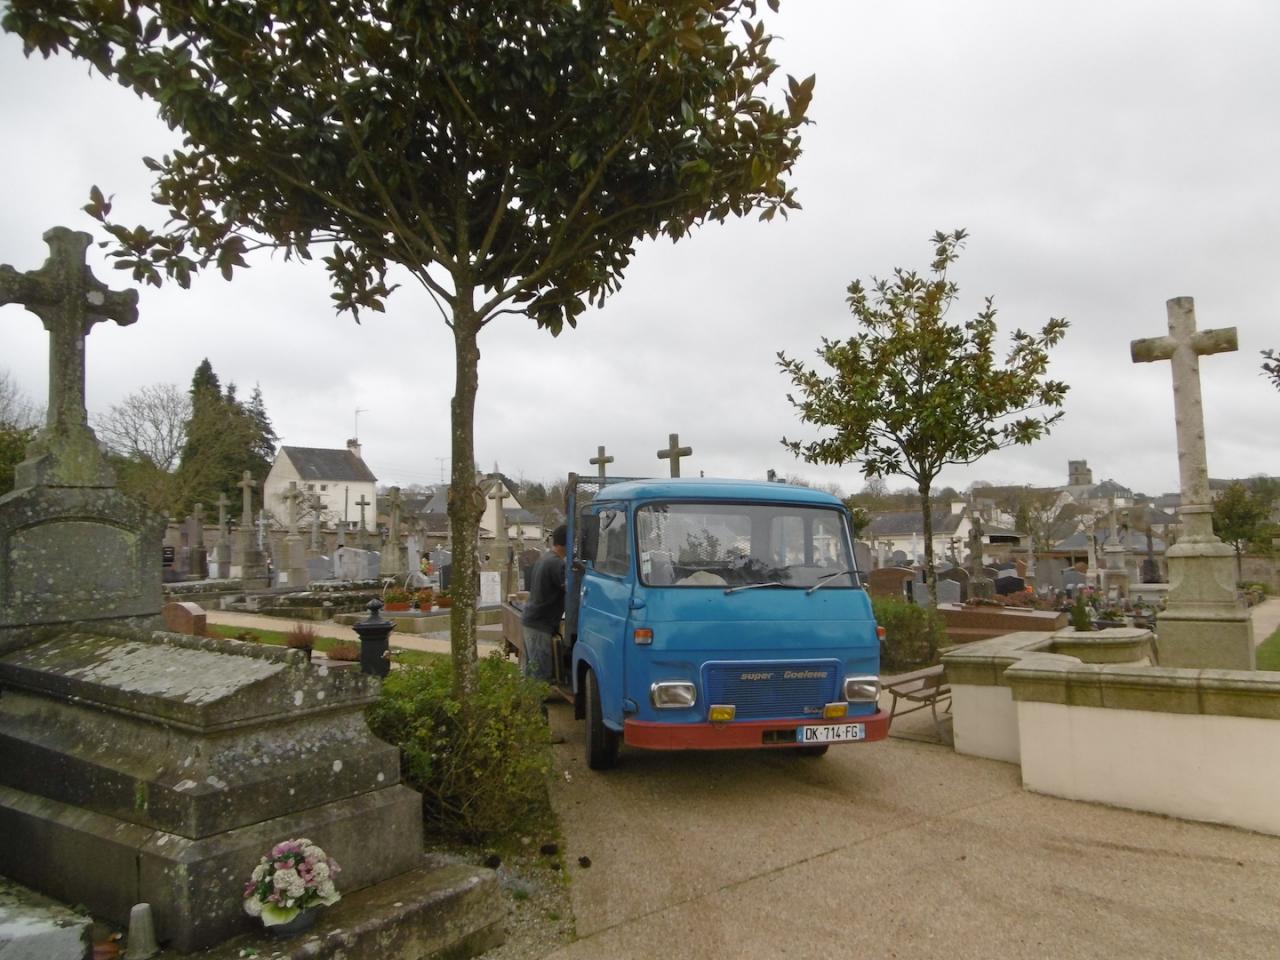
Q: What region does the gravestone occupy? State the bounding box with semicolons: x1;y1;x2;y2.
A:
334;546;380;581
211;492;231;578
890;550;909;567
939;566;970;602
866;566;915;600
910;579;932;607
1062;568;1087;595
0;228;164;649
936;578;962;606
1131;297;1253;667
853;541;872;573
229;471;268;588
995;572;1026;595
479;570;502;606
281;480;308;587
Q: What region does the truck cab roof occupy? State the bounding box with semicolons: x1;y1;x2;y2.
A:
587;477;846;508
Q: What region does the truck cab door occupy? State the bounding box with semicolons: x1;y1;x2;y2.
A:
576;504;633;730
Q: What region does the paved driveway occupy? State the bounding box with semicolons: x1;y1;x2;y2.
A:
544;705;1280;960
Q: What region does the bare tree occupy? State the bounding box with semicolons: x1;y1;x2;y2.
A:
0;369;40;429
94;383;190;470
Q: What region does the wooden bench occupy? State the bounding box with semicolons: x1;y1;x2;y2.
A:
881;665;951;740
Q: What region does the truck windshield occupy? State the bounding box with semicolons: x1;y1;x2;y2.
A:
635;501;858;589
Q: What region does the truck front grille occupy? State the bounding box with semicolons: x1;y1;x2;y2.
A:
703;661;839;721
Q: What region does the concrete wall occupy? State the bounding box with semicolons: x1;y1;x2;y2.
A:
1239;554;1278;591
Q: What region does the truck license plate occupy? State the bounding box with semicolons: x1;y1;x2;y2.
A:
798;723;865;743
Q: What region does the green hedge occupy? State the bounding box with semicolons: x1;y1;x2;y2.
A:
872;596;947;672
366;653;554;843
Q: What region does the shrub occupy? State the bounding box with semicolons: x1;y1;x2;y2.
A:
1070;593;1093;631
285;622;316;650
327;642;360;661
872;597;946;672
365;652;553;843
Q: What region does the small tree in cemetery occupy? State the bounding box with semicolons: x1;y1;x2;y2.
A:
1212;481;1270;578
3;0;812;694
779;230;1070;604
0;370;39;496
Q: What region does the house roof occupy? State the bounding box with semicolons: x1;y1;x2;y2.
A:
866;510;968;537
282;446;376;483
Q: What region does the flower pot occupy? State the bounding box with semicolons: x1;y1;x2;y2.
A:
384;602;411;612
266;906;320;938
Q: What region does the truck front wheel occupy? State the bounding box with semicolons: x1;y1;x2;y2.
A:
584;667;620;770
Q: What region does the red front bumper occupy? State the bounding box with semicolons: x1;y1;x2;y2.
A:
623;709;891;750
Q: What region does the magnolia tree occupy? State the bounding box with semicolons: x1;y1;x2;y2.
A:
4;0;812;693
779;230;1070;604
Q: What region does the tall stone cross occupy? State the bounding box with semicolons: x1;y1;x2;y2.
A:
355;494;371;532
1131;296;1238;542
657;433;693;478
589;445;614;480
237;471;256;527
215;493;231;543
283;481;303;536
488;480;508;544
0;227;139;486
310;494;323;551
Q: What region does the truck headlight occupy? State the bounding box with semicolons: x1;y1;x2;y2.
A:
651;681;697;709
844;676;880;702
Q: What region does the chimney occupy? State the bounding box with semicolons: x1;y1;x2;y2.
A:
346;437;362;460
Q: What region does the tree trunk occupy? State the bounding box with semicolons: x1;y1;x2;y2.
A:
917;482;937;606
447;299;483;698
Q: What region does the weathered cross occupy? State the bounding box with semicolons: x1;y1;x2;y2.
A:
488;480;508;545
589;445;614;480
657;433;693;478
1131;296;1237;541
355;494;371;532
283;481;303;535
310;494;323;551
237;471;256;527
215;493;231;541
387;486;402;535
0;228;138;432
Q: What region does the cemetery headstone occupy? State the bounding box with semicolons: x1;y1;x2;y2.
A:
281;481;308;587
936;578;962;606
479;570;502;606
334;546;381;581
890;550;909;567
1130;296;1253;667
866;566;916;600
211;492;231;578
230;471;269;587
0;228;164;648
939;566;970;602
995;572;1027;595
853;541;872;573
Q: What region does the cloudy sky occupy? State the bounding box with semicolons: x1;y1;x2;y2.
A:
2;1;1277;499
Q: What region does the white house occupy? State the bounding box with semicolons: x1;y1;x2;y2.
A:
264;439;378;531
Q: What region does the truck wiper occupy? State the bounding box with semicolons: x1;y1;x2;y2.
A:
723;581;789;595
806;569;858;594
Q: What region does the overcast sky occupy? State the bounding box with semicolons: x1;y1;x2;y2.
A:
2;1;1277;500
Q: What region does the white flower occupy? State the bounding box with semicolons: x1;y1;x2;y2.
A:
272;868;301;891
317;880;336;900
251;864;267;882
243;897;263;918
311;862;330;882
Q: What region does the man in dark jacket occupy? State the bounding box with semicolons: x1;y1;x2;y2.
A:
520;524;567;681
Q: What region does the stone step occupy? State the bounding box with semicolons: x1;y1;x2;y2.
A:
156;863;504;959
0;878;91;960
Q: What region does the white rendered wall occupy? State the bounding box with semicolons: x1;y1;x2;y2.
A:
951;684;1020;763
1017;702;1280;837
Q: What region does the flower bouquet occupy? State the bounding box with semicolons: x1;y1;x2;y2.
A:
243;838;341;930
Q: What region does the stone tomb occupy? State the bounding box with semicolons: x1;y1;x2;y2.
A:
0;629;422;952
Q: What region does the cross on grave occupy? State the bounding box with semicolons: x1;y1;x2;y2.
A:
283;481;303;536
1;227;138;432
589;445;614;480
487;480;508;544
237;471;256;527
387;487;402;532
355;494;371;531
1131;296;1238;541
215;493;231;542
310;494;323;551
657;433;693;478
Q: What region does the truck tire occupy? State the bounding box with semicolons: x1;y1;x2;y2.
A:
585;667;619;770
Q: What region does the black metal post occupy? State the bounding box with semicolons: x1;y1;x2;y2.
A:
353;598;393;678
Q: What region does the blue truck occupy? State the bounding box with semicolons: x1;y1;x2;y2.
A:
511;474;890;769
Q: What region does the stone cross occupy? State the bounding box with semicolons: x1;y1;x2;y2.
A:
283;481;303;536
237;471;256;526
1082;514;1099;586
192;503;205;548
310;494;323;551
0;228;138;433
589;445;614;480
256;510;269;549
657;433;693;478
1131;296;1238;541
387;487;402;535
215;493;231;543
488;480;507;542
355;494;371;531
